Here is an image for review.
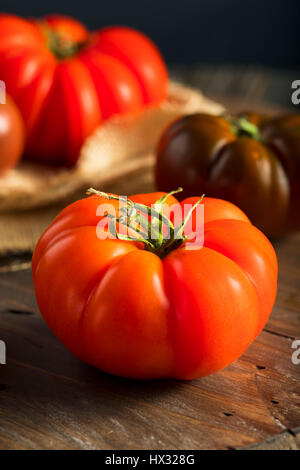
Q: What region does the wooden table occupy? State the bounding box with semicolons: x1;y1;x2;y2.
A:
0;75;299;449
0;229;299;450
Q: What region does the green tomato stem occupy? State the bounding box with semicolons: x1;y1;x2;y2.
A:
86;188;204;258
226;114;262;141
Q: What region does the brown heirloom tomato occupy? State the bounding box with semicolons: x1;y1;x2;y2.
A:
0;95;25;175
155;113;300;237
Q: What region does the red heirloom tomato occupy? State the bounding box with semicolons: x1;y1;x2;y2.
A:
32;188;277;380
0;94;25;175
0;14;168;166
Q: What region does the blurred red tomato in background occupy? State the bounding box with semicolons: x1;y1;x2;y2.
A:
0;14;168;167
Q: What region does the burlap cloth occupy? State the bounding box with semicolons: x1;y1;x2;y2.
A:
0;82;224;257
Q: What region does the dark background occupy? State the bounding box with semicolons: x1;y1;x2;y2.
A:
1;0;299;69
1;0;299;107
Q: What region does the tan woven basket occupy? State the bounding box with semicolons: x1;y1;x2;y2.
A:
0;82;224;256
0;82;223;212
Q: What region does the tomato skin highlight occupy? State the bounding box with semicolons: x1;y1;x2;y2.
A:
93;27;168;105
0;94;25;175
80;50;143;120
82;250;174;379
32;192;278;380
164;247;260;379
0;14;168;166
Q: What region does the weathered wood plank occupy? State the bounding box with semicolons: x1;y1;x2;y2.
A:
0;258;299;450
0;213;299;450
0;322;299;450
265;234;300;338
242;429;300;450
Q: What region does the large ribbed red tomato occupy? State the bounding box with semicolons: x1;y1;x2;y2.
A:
0;14;168;166
32;189;278;380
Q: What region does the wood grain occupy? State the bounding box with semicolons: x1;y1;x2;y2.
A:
0;78;299;449
0;233;299;450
